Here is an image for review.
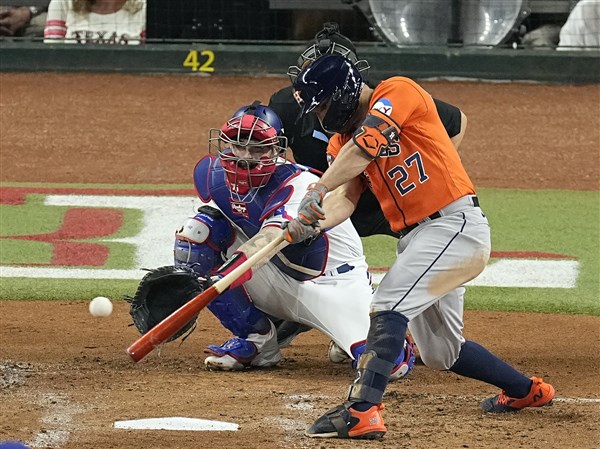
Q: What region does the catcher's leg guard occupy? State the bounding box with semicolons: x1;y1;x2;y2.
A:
174;206;235;275
204;268;279;371
351;334;416;381
206;287;272;338
174;206;272;336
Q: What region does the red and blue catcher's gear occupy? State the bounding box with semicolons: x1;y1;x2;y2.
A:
208;101;288;199
173;206;271;339
174;205;235;275
194;155;329;281
351;335;416;381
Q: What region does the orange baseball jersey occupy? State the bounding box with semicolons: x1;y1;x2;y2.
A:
327;77;476;231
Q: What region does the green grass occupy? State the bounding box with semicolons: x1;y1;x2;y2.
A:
0;194;143;267
0;278;139;301
1;186;598;315
0;181;192;189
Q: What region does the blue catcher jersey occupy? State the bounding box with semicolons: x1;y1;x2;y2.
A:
193;155;364;281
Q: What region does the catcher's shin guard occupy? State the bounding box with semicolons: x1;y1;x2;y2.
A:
351;335;416;381
174;206;234;276
207;286;271;338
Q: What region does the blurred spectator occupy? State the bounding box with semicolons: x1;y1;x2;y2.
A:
522;24;561;49
558;0;600;49
0;1;48;37
44;0;146;44
147;0;289;41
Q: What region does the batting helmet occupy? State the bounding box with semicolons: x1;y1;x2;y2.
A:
208;101;288;198
293;54;363;133
287;22;370;82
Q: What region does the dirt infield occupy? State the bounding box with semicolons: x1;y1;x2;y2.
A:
1;73;599;449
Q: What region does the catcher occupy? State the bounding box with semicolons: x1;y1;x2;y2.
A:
128;101;415;378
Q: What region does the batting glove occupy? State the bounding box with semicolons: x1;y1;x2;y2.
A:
284;218;321;244
298;182;328;225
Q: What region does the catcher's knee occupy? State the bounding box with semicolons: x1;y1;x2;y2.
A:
207;288;271;338
174;205;235;276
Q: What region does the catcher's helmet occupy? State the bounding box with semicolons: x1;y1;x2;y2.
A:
293;54;363;133
287;22;369;83
208;101;288;198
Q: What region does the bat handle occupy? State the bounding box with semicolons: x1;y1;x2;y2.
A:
212;233;287;293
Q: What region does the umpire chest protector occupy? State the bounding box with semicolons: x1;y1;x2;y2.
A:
194;155;328;280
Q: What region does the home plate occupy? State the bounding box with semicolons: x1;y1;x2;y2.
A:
114;417;239;431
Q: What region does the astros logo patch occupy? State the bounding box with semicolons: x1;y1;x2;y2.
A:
373;98;393;116
293;89;304;106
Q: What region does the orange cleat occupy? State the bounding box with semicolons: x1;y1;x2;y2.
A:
305;402;386;439
482;377;556;413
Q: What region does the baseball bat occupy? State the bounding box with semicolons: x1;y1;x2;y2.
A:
126;233;288;363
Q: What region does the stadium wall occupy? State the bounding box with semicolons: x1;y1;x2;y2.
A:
0;42;598;83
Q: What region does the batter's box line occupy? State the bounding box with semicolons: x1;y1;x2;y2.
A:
389;392;600;405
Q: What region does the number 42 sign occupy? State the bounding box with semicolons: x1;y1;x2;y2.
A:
183;50;215;73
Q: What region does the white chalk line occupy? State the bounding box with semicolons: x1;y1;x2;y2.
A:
26;391;86;449
278;392;600;422
554;397;600;404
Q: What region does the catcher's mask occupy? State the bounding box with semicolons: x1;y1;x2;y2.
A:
209;101;288;200
293;54;363;134
287;22;370;83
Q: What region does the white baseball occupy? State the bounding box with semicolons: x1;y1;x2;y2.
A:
89;296;113;317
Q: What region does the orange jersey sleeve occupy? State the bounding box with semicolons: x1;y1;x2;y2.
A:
327;77;475;232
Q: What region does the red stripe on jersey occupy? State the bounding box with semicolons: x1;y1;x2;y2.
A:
44;30;67;37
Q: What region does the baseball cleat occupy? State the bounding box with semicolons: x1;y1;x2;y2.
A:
482;377;556;413
204;323;281;371
305;402;386;439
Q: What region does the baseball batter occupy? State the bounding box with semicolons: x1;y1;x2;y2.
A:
287;55;556;439
267;22;468;346
173;101;414;378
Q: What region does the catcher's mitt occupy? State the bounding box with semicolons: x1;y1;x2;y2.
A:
125;265;206;342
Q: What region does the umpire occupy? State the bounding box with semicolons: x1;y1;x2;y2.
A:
268;22;466;238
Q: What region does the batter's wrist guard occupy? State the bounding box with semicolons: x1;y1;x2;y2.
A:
217;251;251;290
347;351;394;405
